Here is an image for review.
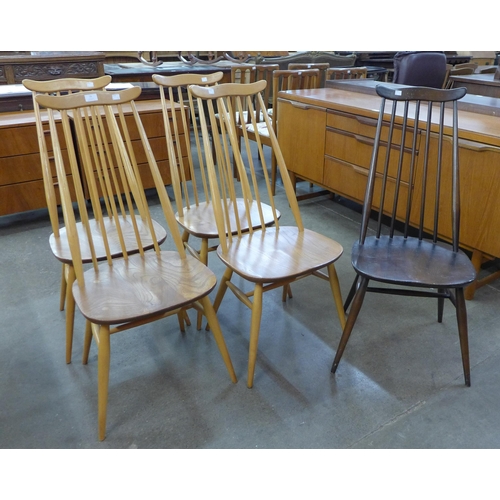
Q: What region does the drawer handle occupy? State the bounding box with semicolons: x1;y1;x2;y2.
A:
352;165;368;176
459;138;500;153
355;116;378;127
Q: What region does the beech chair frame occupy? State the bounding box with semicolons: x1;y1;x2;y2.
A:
36;87;236;440
190;81;346;388
23;76;167;364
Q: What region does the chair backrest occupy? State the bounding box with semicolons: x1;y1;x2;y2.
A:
189;81;305;251
393;52;448;89
326;66;368;81
22;76;112;238
231;64;279;116
288;62;330;86
450;62;478;75
151;71;223;219
358;84;467;253
34;88;187;286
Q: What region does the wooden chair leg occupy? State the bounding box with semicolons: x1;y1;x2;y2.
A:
343;274;361;312
197;238;210;330
327;263;346;330
331;276;369;373
97;324;111;441
59;263;67;311
206;267;233;332
437;288;445;323
271;150;278;196
455;287;471;387
212;267;233;313
281;284;293;302
82;320;92;365
200;295;237;384
247;283;263;388
65;265;76;364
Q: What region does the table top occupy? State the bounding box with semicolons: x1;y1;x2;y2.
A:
278;86;500;147
450;73;500;87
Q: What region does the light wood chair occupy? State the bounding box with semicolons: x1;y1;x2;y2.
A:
241;68;320;195
35;87;237;440
331;85;476;386
445;62;479;88
189;81;346;388
23;77;168;364
326;66;367;81
152;72;283;327
289;62;330;87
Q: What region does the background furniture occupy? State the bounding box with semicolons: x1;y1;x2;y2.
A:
0;52;105;85
392;51;448;88
190;80;345;388
448;72;500;98
288;62;330;87
331;85;475;386
326;66;368;81
253;51;356;70
0;97;183;216
277;84;500;299
37;86;236;440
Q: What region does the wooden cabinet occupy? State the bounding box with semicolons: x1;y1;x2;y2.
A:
276;99;325;184
277;86;500;297
0;100;184;217
0;110;73;215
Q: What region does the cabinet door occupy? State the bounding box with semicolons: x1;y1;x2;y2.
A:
410;133;500;259
458;138;500;258
277;98;326;184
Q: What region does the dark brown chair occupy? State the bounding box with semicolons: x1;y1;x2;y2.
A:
393;51;448;88
331;84;476;387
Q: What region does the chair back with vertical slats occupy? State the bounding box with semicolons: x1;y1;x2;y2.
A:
289;62;330;87
326;66;367;81
152;72;223;229
35;87;184;285
23;76;112;238
190;81;302;248
359;85;467;249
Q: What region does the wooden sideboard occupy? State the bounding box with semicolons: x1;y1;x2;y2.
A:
0;52;105;85
277;85;500;298
0;99;185;217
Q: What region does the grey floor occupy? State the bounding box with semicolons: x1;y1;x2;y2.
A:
1;153;500;452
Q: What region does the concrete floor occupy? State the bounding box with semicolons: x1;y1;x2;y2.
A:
1;157;500;452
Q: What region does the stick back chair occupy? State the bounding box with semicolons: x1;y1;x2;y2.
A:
189;81;346;388
241;68;320;195
23;77;167;364
152;72;282;327
35;87;236;440
326;66;368;81
288;62;330;87
331;85;476;386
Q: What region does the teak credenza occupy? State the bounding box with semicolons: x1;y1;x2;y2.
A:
277;86;500;299
0;99;185;216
